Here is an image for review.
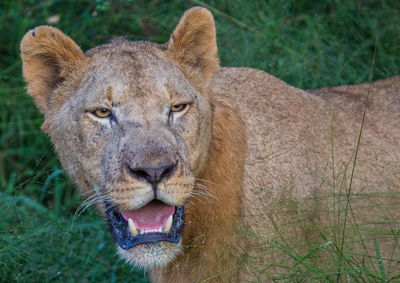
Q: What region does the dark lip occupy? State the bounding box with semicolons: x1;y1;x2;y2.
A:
105;201;185;249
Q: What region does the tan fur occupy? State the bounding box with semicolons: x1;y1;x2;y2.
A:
20;26;86;113
166;8;219;92
20;7;400;282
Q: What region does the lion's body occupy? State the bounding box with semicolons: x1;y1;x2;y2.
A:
215;68;400;222
20;7;400;282
213;69;400;280
148;69;400;282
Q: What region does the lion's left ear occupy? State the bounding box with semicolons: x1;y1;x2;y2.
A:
20;26;85;114
166;7;219;88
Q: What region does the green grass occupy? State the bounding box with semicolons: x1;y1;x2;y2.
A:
0;194;149;282
1;0;399;281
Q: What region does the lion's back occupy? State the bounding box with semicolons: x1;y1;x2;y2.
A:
211;67;400;209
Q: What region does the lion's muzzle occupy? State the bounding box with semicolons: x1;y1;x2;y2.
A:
104;128;191;250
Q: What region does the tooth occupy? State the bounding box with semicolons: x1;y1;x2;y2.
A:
164;215;173;232
128;218;138;236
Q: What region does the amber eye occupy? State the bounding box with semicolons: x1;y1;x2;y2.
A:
93;108;111;118
170;104;187;112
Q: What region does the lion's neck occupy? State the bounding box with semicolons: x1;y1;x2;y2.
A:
149;94;247;282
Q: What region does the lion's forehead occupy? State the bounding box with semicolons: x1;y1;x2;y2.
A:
79;49;195;108
85;42;173;82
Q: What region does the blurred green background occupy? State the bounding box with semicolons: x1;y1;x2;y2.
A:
0;0;399;282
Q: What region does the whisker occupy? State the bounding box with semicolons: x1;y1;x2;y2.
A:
72;186;108;228
79;185;108;196
75;192;107;214
187;194;208;206
195;183;209;190
194;182;217;194
189;190;218;205
194;177;218;186
192;188;218;200
193;186;217;199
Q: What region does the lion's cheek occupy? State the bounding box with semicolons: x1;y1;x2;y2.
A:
180;111;212;177
77;131;111;186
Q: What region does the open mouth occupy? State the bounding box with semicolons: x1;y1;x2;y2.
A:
105;200;185;249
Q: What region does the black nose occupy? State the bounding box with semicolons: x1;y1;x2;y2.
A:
126;161;178;184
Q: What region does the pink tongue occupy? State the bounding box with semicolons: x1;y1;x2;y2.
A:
121;201;175;230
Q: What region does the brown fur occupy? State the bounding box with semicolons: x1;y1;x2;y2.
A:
20;7;400;282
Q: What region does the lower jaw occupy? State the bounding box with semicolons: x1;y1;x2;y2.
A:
117;240;183;269
105;201;185;249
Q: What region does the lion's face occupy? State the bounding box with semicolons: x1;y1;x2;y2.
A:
20;9;218;268
53;43;212;267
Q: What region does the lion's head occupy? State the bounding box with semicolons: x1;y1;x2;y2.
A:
20;8;223;268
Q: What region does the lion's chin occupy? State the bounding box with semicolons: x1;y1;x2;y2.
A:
117;241;182;269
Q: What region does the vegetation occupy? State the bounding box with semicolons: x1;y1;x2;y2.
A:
0;0;399;281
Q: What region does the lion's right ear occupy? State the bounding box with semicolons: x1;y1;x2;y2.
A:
166;7;219;89
20;26;85;113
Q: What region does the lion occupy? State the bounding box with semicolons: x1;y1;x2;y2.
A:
20;7;400;282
